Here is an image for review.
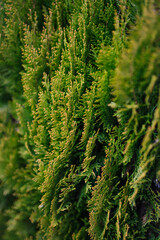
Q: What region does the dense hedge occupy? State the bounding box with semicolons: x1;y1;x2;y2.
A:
0;0;160;239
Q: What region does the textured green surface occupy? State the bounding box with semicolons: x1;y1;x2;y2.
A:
0;0;159;239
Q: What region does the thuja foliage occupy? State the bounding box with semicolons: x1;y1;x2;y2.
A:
0;0;159;239
89;2;160;239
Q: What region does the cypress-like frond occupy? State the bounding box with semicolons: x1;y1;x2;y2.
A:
89;1;160;239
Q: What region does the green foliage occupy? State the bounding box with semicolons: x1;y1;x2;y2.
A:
0;0;159;240
18;1;124;239
88;1;160;239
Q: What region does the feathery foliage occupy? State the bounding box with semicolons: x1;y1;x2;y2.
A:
0;0;159;239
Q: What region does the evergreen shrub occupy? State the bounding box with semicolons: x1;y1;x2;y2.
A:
0;0;159;239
